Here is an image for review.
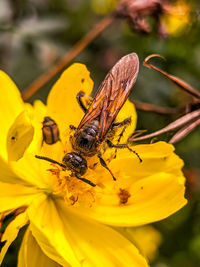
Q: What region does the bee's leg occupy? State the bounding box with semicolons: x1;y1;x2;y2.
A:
112;126;127;159
105;140;142;163
75;173;96;187
97;153;117;181
76;91;88;113
111;117;131;158
69;125;76;130
112;117;131;128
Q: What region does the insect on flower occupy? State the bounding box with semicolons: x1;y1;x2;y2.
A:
42;116;60;144
36;53;141;187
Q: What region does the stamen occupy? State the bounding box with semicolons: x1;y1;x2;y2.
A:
47;164;96;207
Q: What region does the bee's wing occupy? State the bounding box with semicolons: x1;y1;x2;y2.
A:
77;53;139;142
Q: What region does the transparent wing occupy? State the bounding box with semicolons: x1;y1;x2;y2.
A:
77;53;139;142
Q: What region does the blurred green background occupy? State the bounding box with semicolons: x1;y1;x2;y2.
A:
0;0;200;266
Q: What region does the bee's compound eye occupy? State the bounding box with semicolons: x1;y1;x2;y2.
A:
80;163;87;176
62;153;73;164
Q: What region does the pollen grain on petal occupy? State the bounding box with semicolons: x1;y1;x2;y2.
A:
118;188;131;205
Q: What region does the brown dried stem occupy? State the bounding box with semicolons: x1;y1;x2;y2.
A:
169;118;200;144
133;100;183;115
129;109;200;141
22;15;115;101
143;54;200;99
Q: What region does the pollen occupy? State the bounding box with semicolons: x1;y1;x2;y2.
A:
48;165;96;207
118;188;131;205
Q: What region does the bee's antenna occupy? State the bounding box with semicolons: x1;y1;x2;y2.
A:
35;155;66;168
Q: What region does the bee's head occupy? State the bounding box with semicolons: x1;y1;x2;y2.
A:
62;152;87;176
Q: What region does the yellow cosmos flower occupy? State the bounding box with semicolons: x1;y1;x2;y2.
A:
0;63;187;266
116;225;162;262
162;0;191;36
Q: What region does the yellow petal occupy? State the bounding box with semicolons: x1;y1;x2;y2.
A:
0;211;28;264
18;227;62;267
113;99;137;144
28;195;81;266
0;71;24;160
25;100;47;155
116;225;162;262
7;110;34;161
73;142;187;226
26;100;65;159
1;145;50;188
11;152;57;188
0;182;38;213
55;199;149;267
108;142;184;180
79;172;187;227
47;63;93;141
162;1;191;36
128;141;175;158
0;156;33;186
28;196;148;267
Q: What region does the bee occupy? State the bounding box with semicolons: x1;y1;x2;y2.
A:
42;116;60;145
36;53;141;187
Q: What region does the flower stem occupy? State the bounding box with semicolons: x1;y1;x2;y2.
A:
130;109;200;142
133;100;184;115
22;15;116;101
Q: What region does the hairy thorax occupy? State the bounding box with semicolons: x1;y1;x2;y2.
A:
71;120;99;157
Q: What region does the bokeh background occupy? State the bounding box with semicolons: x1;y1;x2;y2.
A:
0;0;200;266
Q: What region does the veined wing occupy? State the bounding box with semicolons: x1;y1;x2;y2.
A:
77;53;139;142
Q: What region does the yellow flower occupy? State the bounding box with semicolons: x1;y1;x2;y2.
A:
116;225;162;262
0;63;187;266
162;0;191;36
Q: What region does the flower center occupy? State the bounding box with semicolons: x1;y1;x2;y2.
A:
48;161;97;207
41;139;128;207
